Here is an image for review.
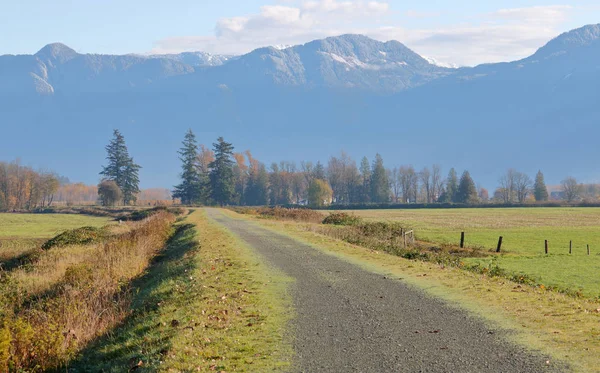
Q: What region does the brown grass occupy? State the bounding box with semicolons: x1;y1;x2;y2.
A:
0;211;176;371
231;207;324;223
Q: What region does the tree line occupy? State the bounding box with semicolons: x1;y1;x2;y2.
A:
0;161;60;211
170;130;491;207
170;130;600;207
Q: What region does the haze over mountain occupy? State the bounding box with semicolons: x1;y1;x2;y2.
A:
1;24;599;189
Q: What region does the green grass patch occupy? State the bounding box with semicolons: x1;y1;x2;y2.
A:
343;208;600;299
349;208;600;255
467;254;600;299
70;209;293;372
0;213;110;239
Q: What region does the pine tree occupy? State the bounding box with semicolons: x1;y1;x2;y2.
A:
313;161;326;180
533;170;549;201
456;171;478;204
370;154;390;203
443;168;459;203
122;159;141;205
209;137;235;206
100;130;141;205
173;130;202;205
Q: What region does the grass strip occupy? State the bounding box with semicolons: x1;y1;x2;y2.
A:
71;209;293;372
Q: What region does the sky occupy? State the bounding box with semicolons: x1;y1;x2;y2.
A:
1;0;599;66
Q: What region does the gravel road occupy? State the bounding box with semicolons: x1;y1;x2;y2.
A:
206;209;565;373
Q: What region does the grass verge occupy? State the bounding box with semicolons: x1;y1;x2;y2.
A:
221;209;600;373
71;209;293;372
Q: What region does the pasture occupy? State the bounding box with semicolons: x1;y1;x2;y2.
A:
341;208;600;298
0;213;111;262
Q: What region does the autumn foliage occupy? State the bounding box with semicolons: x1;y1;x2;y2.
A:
0;161;59;211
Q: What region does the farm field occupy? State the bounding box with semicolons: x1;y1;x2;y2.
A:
0;213;111;263
340;208;600;298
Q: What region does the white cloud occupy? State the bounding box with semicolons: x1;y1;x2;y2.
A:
150;2;575;66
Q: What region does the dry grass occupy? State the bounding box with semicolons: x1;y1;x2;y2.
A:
70;209;293;372
231;206;324;223
0;212;176;371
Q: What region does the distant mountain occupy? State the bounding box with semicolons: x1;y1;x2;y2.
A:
0;43;194;95
1;25;600;188
148;51;236;67
178;34;455;92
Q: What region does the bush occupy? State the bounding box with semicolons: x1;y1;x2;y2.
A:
42;227;106;250
322;212;362;226
241;207;323;223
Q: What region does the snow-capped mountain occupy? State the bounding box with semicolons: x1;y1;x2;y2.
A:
1;25;600;188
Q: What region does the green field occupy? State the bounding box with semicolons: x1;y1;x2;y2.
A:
0;213;111;262
0;213;110;238
344;208;600;298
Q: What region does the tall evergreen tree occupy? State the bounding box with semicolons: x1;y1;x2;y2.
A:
100;129;141;205
370;154;390;203
443;168;459;203
533;170;549;201
456;171;478;204
313;161;326;180
122;159;141;205
173;130;202;205
209;137;235;206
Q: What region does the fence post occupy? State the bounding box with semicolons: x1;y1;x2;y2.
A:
496;236;503;253
569;240;572;255
460;232;465;248
403;232;407;248
588;244;591;256
545;240;549;254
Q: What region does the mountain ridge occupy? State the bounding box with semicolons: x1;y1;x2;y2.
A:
1;24;600;188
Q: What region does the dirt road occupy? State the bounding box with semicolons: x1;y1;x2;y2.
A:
206;209;564;373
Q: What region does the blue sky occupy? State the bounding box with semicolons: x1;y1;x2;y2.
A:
1;1;599;65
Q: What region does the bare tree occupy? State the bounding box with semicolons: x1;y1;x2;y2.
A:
498;169;518;203
399;166;418;203
420;167;432;203
561;177;581;202
389;168;402;203
514;172;532;203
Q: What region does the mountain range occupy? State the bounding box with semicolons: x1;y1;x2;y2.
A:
1;24;599;189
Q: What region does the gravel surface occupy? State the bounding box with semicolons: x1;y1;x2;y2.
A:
206;209;566;373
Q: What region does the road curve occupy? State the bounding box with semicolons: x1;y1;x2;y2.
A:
206;209;564;373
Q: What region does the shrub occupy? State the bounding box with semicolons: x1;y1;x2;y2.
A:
41;227;105;250
245;207;323;223
322;212;362;226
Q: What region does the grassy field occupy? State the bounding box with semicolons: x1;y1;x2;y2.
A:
0;213;112;264
339;208;600;298
0;213;110;238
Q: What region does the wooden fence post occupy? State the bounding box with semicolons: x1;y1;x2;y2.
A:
569;240;572;255
545;240;549;254
496;236;503;253
460;232;465;248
